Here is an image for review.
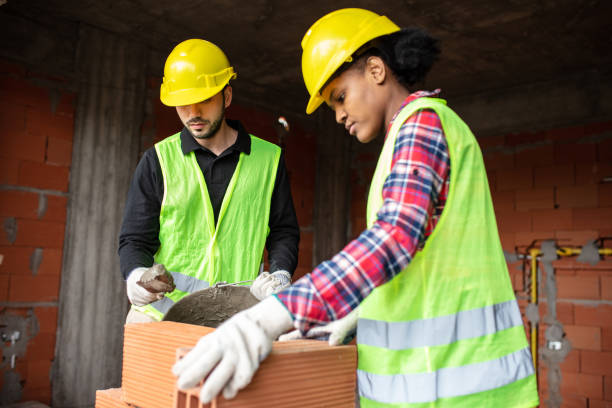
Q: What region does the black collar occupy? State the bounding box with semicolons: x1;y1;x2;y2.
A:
180;119;251;156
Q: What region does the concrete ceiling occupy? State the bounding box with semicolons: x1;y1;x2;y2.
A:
2;0;611;115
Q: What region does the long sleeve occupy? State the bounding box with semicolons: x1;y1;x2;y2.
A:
276;104;450;332
266;152;300;274
118;148;163;279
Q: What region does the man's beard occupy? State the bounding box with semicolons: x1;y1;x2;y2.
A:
187;105;225;140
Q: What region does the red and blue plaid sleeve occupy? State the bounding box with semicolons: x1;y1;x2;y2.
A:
276;94;450;333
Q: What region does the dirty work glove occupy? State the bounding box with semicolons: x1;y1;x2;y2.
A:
249;270;291;300
172;296;293;403
126;266;165;306
279;307;359;346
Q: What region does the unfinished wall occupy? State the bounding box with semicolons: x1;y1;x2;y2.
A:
0;58;75;404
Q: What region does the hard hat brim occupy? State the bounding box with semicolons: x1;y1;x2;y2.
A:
160;83;226;107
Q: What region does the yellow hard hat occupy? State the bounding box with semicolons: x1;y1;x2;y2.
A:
301;8;400;114
160;39;237;107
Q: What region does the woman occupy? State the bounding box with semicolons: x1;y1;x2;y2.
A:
173;8;539;408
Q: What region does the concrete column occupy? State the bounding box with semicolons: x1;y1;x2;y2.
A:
52;25;146;407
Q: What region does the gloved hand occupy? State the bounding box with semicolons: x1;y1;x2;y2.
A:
249;270;291;300
172;296;293;403
126;266;165;306
278;307;359;346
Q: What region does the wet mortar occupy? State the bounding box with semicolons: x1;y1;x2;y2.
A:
162;285;259;328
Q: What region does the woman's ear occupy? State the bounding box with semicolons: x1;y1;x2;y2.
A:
365;56;387;85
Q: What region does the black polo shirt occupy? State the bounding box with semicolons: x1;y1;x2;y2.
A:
118;119;300;279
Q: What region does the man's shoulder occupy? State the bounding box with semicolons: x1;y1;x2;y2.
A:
249;135;281;153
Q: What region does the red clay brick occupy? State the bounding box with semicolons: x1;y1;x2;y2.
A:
546;124;585;143
506;131;547;146
40;195;68;222
477;135;505;149
558;392;587;408
564;325;601;351
20;385;51;406
13;219;65;248
574;305;612;328
46;137;73;166
560;371;603;399
555;230;599;247
582;351;612;375
499;232;516;252
18;161;70;192
515;231;555;247
599;138;612;162
0;246;37;275
515;144;554;167
605;375;612;400
0;77;50;112
600;184;612;207
55;92;76;117
573;208;612;230
0;130;46;163
0;275;8;301
556;185;599;209
0;190;39;219
497;167;533;191
604;328;612;352
8;275;60;302
0;101;26;134
491;190;515;213
584;121;612;135
38;248;62;275
26;332;56;360
554;142;598;164
0;157;19;185
589;400;612;408
603;277;612;301
560;349;580;373
557;275;600;300
33;306;58;334
496;211;532;234
516;187;554;211
575;162;612;185
298;230;313;269
534;164;575;188
23;359;52;389
486;170;497;191
531;208;573;231
0;60;26;76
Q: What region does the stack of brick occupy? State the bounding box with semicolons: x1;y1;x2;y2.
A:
95;321;357;408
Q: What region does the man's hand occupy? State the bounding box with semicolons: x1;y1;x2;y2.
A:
250;270;291;300
172;296;293;403
126;266;165;306
279;307;359;346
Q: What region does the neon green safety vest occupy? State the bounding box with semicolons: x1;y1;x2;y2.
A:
132;132;281;321
359;98;539;407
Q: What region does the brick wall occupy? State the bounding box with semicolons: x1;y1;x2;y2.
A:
349;118;612;407
0;59;75;403
141;78;317;280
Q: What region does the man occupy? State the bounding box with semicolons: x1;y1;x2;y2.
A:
119;39;300;323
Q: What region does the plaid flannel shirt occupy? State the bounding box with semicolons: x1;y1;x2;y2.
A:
277;90;451;333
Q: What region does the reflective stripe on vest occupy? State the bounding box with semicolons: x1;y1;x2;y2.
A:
357;348;534;404
357;299;522;349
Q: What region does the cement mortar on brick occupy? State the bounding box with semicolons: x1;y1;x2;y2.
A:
36;194;47;219
4;217;17;244
0;309;40;404
29;248;43;276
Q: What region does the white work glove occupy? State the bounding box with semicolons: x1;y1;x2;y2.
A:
249;270;291;300
172;296;293;403
279;307;359;346
126;267;164;306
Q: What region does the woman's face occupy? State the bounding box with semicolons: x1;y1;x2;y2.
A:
321;64;386;143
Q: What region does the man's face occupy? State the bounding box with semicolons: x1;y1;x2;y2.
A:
175;90;226;140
